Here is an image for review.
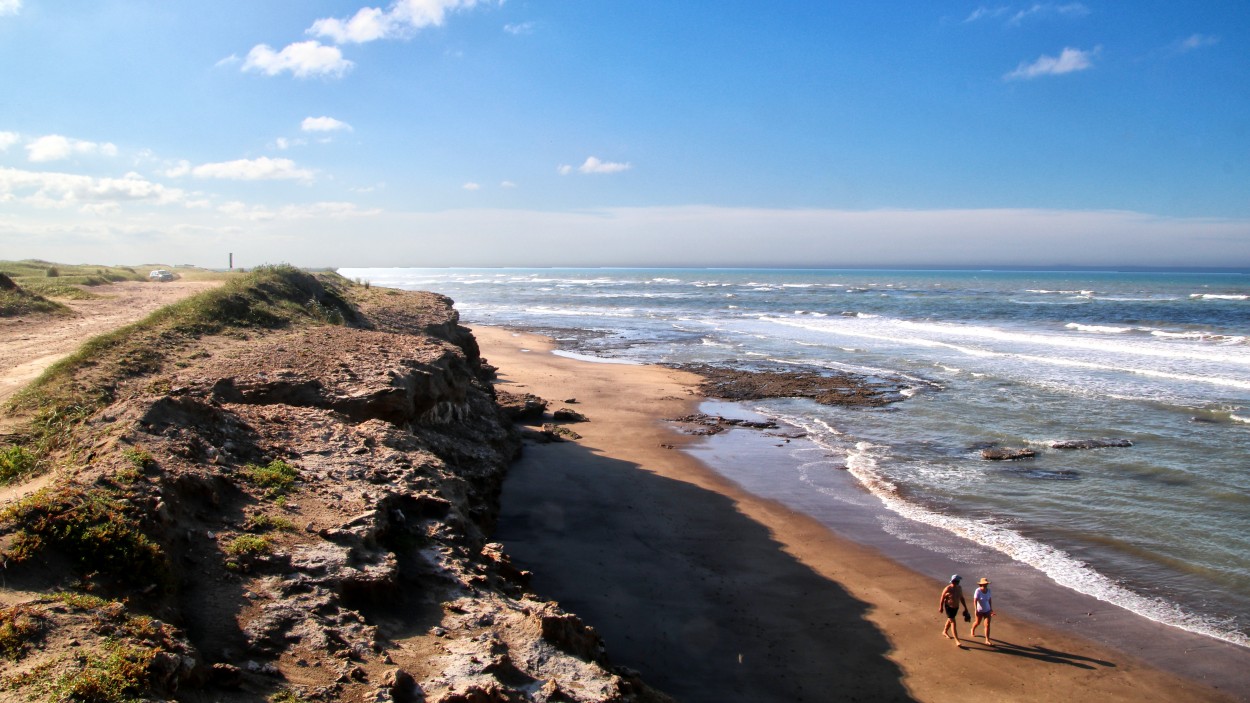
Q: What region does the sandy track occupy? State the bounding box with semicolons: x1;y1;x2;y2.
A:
0;279;222;507
0;279;223;407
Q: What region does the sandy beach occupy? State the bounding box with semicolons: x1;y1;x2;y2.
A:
478;325;1241;702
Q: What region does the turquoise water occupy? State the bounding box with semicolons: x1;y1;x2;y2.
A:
340;267;1250;646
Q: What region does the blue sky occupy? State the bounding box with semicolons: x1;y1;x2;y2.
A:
1;1;1248;268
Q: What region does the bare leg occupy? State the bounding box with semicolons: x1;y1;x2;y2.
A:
970;613;983;639
984;615;992;645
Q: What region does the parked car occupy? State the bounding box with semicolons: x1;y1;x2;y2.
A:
148;269;174;282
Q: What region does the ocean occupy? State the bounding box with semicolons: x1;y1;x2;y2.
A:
339;267;1250;648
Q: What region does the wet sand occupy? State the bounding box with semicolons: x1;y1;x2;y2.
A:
479;326;1243;702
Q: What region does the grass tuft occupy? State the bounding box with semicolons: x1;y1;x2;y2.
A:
241;459;299;498
0;445;38;485
245;512;296;532
222;534;273;572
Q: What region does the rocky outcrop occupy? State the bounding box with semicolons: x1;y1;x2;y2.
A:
981;447;1037;461
1050;438;1133;450
682;364;907;407
0;284;671;703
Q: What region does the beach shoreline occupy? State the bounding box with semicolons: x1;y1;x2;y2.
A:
477;324;1245;702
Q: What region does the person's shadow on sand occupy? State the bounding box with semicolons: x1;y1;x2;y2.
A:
968;639;1117;670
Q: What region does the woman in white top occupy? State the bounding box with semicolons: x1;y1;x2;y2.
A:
970;577;993;645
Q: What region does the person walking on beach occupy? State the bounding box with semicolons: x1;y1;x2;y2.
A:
970;577;993;645
938;574;969;644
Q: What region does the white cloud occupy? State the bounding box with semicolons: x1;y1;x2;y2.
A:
964;5;1008;22
214;54;241;69
178;157;316;183
243;41;353;78
556;164;573;176
310;0;487;44
1009;3;1089;26
500;180;517;189
26;135;119;162
273;137;309;151
578;156;631;174
504;21;535;35
1005;46;1097;80
462;182;480;191
0;131;19;151
0;166;184;210
0;0;20;17
301;116;353;133
163;160;192;178
1177;34;1219;53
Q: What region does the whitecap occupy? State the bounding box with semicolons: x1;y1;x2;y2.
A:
1066;323;1132;334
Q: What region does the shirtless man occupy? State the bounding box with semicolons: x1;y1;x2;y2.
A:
938;574;969;644
970;577;993;645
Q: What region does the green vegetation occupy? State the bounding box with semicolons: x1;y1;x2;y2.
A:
270;689;312;703
7;265;358;453
0;593;182;701
223;533;273;572
1;485;168;589
0;604;44;660
241;458;299;498
4;640;158;703
0;445;38;485
121;447;153;471
245;512;296;532
0;272;71;317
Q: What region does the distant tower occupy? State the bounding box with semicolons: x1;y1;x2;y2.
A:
229;253;233;270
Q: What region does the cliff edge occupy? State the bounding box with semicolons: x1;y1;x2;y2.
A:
0;268;670;703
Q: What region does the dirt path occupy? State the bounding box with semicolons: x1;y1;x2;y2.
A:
0;279;223;509
0;280;223;408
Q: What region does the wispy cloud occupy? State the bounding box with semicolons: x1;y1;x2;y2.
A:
1176;33;1219;53
0;131;19;151
462;182;480;191
500;180;517;189
26;135;119;163
167;157;316;183
0;0;20;17
301;116;353;133
504;21;536;35
1008;2;1089;26
309;0;490;44
967;3;1089;25
964;5;1009;23
242;41;353;78
273;137;307;151
1005;46;1098;80
559;157;632;175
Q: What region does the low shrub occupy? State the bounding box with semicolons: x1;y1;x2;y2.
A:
245;512;296;532
1;485;168;589
241;459;298;497
223;534;272;572
38;640;156;702
0;605;44;660
0;445;37;484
